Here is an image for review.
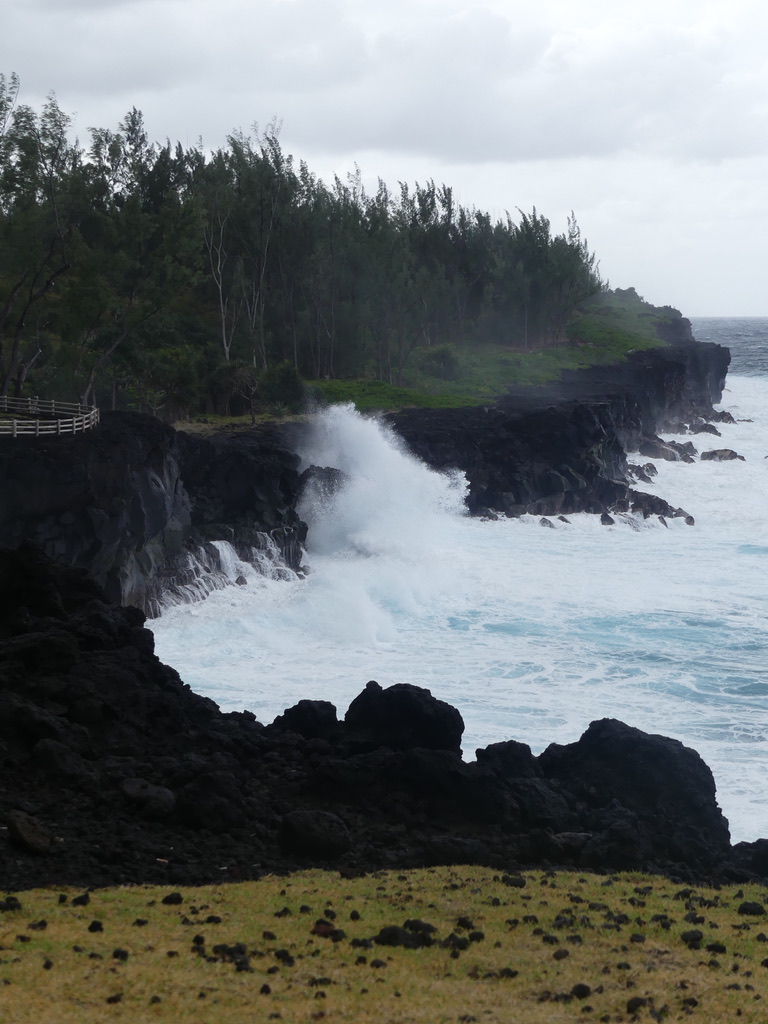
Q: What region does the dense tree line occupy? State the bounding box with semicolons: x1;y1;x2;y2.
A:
0;75;601;417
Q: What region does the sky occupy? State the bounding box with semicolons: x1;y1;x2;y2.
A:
5;0;768;316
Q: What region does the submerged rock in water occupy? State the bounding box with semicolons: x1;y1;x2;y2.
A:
700;448;745;461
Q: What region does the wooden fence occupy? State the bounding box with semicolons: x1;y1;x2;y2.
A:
0;396;100;436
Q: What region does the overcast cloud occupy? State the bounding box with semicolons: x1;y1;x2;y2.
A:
5;0;768;314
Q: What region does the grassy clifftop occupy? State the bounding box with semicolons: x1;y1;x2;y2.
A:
308;288;684;413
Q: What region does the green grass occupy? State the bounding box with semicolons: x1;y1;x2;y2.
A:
307;337;653;413
3;866;768;1023
305;289;675;413
307;379;476;412
308;347;595;413
567;287;683;353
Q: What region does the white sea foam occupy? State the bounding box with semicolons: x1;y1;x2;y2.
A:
153;374;768;843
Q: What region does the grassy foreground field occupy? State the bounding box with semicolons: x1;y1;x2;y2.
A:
2;866;768;1023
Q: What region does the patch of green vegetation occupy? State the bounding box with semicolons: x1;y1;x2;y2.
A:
305;289;681;413
174;288;683;423
308;347;596;413
567;286;679;354
307;379;474;412
3;867;768;1023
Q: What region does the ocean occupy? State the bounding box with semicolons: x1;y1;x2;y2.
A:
152;317;768;845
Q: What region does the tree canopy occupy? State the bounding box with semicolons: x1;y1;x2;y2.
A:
0;75;604;417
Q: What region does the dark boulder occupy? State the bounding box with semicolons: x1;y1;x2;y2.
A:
175;771;246;832
700;449;745;462
579;813;645;870
667;439;698;460
629;490;692;522
475;739;541;779
298;465;347;505
31;739;95;785
308;743;509;827
393;748;510;825
269;699;340;742
121;778;177;819
728;838;768;880
539;718;731;868
6;810;53;855
627;462;658;484
344;680;464;754
280;809;352;859
416;835;495;867
508;778;575;831
711;409;736;424
638;437;695;463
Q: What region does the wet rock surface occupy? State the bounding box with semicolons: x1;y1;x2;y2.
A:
0;545;757;892
387;341;730;518
0;413;306;615
700;448;745;461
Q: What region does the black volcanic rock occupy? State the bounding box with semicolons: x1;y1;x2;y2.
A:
388;341;730;518
280;809;352;859
343;680;464;753
0;413;307;615
539;718;732;871
475;739;542;779
389;400;630;517
700;448;745;461
0;546;746;889
269;699;340;742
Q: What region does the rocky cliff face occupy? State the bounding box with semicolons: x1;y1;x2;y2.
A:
389;341;730;518
0;413;306;615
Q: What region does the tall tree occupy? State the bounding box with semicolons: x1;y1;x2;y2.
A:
0;85;84;394
61;110;201;403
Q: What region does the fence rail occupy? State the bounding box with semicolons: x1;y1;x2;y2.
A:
0;396;100;436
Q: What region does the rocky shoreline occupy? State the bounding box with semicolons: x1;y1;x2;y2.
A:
3;334;760;891
387;340;731;519
0;337;731;616
2;544;767;893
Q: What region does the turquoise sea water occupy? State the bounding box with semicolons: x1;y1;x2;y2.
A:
153;318;768;843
